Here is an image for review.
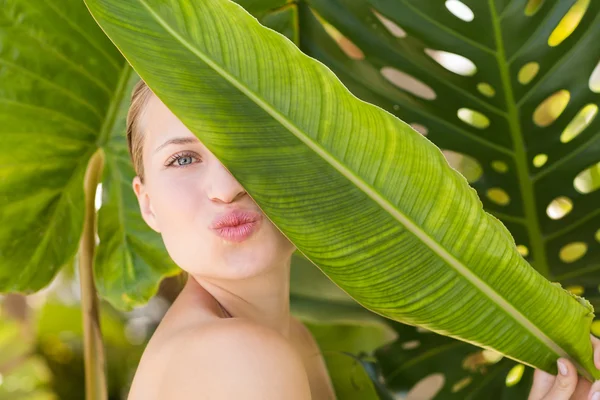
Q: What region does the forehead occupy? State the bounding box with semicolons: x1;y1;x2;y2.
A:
143;94;201;149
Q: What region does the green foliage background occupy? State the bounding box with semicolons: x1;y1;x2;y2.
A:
0;0;599;398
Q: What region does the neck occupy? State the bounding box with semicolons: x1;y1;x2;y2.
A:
186;256;293;338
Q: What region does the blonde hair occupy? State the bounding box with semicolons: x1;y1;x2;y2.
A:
126;79;154;183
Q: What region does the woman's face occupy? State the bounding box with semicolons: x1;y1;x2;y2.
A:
132;94;296;279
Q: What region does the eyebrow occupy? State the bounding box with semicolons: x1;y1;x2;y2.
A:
154;137;199;154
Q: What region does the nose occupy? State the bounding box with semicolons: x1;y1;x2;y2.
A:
207;160;247;204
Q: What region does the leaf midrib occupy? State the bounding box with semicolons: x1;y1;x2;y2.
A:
135;0;572;371
488;0;586;374
397;0;495;55
488;0;549;279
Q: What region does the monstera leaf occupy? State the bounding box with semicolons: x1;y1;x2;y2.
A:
83;0;600;381
299;0;600;293
376;322;537;399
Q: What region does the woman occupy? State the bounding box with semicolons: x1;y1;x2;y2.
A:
123;79;600;400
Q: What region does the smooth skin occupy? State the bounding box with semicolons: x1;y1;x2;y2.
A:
156;319;313;399
529;334;600;400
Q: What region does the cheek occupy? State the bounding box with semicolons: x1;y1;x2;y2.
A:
151;176;210;268
150;175;205;238
154;174;198;212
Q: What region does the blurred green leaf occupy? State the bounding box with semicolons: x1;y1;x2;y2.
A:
304;317;397;400
0;312;56;400
376;322;534;399
0;0;178;310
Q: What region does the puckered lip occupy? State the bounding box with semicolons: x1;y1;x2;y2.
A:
210;209;263;229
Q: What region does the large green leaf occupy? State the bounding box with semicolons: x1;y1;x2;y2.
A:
0;0;178;310
0;0;110;291
83;0;600;380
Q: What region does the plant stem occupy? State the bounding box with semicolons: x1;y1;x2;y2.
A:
79;148;108;400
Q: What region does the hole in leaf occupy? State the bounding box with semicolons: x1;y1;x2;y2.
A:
457;108;490;129
561;104;598;143
482;349;504;364
406;373;445;400
516;245;529;257
477;83;495;97
590;61;600;93
401;340;420;350
442;150;483;183
491;160;508;173
548;0;590;47
574;161;600;194
518;62;540;85
566;285;584;295
506;364;525;387
410;123;428;136
533;154;548;167
525;0;545;16
313;11;364;60
546;196;573;220
559;242;588;263
596;229;600;242
445;0;474;22
372;9;406;38
487;188;510;206
533;90;570;127
451;376;472;393
425;49;477;76
381;67;437;100
592;320;600;337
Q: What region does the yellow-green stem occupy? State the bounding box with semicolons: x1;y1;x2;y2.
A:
79;148;108;400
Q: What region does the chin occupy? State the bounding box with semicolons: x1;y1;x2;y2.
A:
219;241;283;277
165;226;295;279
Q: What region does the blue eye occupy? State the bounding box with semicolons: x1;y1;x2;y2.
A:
166;152;201;168
177;156;194;166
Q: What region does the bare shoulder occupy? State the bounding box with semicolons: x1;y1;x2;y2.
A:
155;319;312;400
